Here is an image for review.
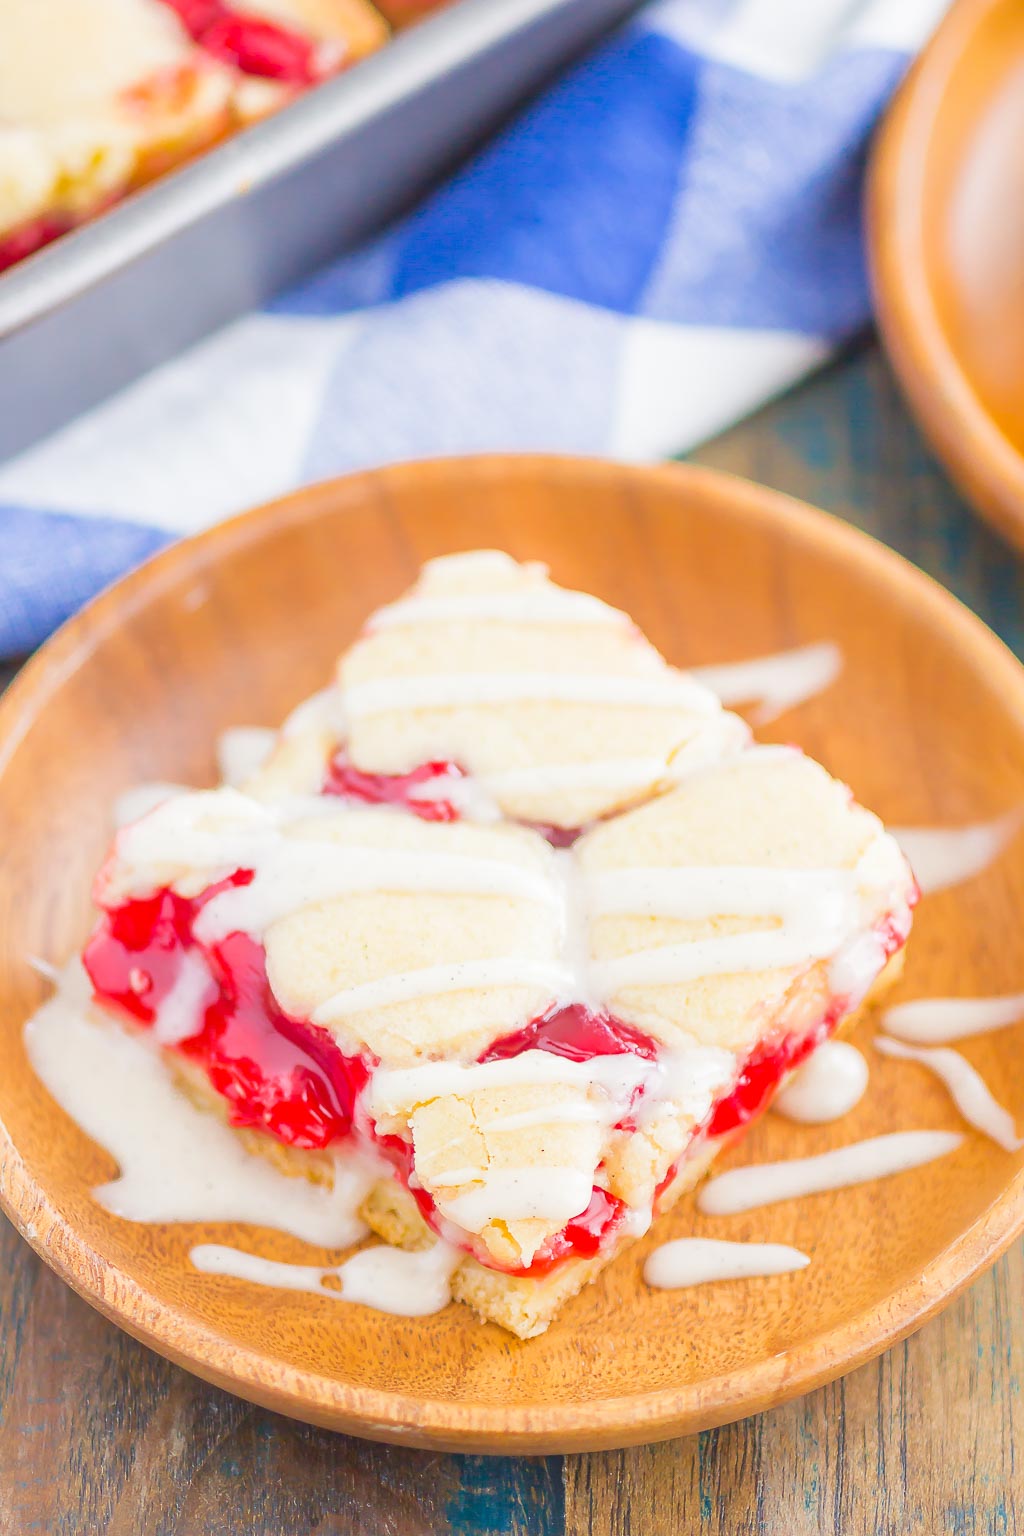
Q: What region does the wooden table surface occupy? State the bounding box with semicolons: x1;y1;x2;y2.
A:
1;339;1021;1535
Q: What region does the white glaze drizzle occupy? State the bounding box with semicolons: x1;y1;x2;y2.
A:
369;588;630;630
771;1041;868;1124
114;781;186;827
26;954;61;984
112;786;294;875
216;726;276;786
24;969;374;1246
553;845;595;1008
478;1102;607;1134
691;641;842;723
892;813;1019;895
280;686;347;740
646;1045;737;1123
882;992;1024;1044
342;670;720;720
591;923;851;995
828;928;890;1011
197;845;560;944
368;1048;652;1122
391;1042;734;1163
312;958;576;1025
875;1038;1023;1152
442;1168;598;1232
410;769;502;823
190;1239;459;1317
644;1237;810;1290
698;1130;962;1215
151;948;217;1046
587;837;908;996
112;783;910;1051
482;756;686;796
464;730;782;813
112;789;560;943
586;865;856;921
368;1044;731;1234
275;674;749;811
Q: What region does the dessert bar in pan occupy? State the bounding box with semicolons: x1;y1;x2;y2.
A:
0;0;441;271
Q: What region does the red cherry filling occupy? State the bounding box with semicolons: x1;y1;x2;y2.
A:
371;1127;626;1277
525;822;584;849
0;213;75;272
83;857;910;1276
480;1002;658;1065
324;753;465;822
155;0;324;83
370;1005;655;1274
82;878;644;1273
523;1188;626;1276
83;874;368;1150
704;1014;838;1138
648;1007;847;1205
323;750;594;848
703;908;914;1139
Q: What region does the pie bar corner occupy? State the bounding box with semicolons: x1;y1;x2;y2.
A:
62;550;916;1338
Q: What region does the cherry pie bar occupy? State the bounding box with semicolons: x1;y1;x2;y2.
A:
81;552;917;1337
0;0;439;272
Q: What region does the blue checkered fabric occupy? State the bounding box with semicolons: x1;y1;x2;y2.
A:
0;0;946;655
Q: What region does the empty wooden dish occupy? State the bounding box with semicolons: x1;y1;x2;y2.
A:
869;0;1024;550
0;456;1023;1453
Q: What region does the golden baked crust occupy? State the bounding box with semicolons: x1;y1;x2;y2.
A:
337;551;750;831
159;958;902;1338
0;0;387;246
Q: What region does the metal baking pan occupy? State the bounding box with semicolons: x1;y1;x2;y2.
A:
0;0;643;462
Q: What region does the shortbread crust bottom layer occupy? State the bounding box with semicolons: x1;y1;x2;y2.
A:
157;951;902;1338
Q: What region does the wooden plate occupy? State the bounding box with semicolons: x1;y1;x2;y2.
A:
868;0;1024;550
1;456;1023;1454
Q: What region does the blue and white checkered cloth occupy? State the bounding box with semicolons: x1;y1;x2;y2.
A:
0;0;946;657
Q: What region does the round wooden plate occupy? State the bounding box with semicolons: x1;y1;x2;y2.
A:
1;456;1023;1454
868;0;1024;550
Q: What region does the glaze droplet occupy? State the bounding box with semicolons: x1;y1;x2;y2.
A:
771;1040;868;1124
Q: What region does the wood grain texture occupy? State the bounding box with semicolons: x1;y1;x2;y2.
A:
565;345;1024;1536
567;1247;1022;1536
3;445;1024;1452
0;1240;561;1536
0;342;1022;1528
869;0;1024;550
